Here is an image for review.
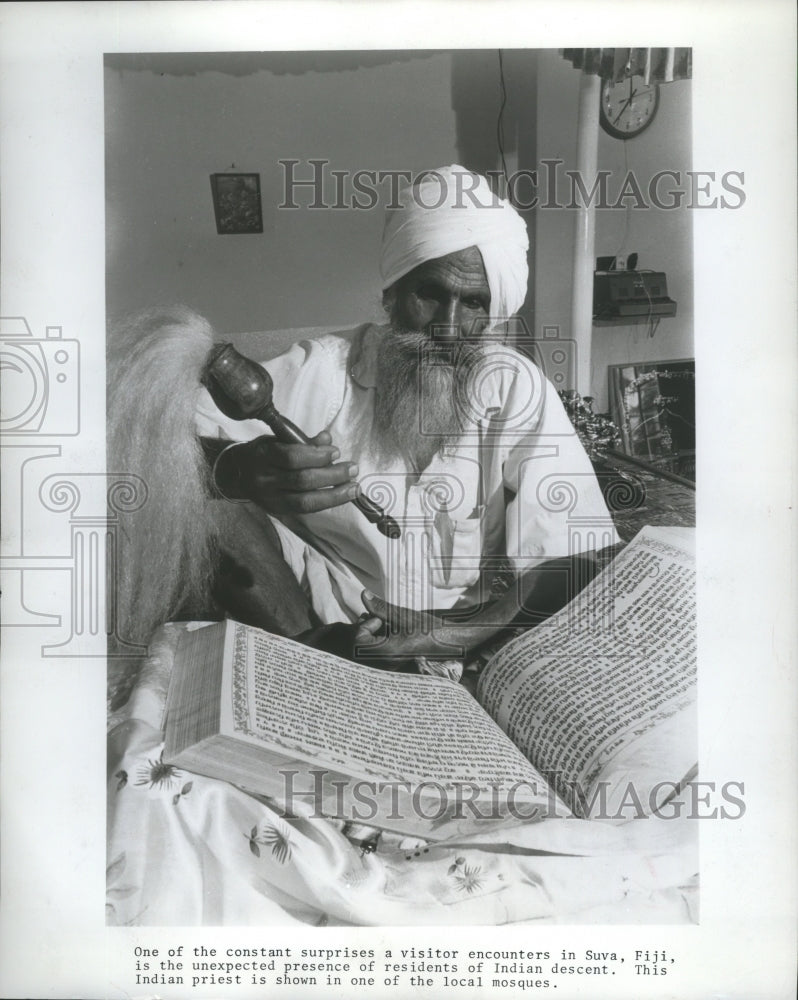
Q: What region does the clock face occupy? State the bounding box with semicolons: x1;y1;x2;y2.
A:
600;75;660;139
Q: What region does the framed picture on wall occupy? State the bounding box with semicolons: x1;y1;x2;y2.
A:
210;172;263;234
608;358;696;480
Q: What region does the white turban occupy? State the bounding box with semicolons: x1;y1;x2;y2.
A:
380;165;529;329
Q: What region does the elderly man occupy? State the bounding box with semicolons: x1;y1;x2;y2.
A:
189;166;617;670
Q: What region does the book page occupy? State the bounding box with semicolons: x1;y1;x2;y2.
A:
478;527;696;813
221;621;550;796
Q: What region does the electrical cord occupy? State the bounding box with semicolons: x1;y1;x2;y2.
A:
635;272;662;336
496;50;511;201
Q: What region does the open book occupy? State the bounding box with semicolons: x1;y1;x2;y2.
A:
163;526;696;839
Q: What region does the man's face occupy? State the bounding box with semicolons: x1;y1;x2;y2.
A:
375;246;491;467
389;245;491;343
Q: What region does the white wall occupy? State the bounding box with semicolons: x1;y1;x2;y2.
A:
106;52;463;335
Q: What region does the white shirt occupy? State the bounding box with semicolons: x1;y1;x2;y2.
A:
197;324;618;613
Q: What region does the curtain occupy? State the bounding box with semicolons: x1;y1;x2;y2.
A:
561;48;692;84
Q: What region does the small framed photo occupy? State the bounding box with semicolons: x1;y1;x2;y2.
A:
210;173;263;234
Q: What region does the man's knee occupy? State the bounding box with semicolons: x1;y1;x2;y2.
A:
211;501;315;634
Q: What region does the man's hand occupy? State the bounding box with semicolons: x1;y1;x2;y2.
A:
353;590;468;662
352;554;603;663
293;621;410;671
216;430;361;515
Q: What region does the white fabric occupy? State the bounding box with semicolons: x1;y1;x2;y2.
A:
106;623;699;926
196;325;619;621
380;165;529;328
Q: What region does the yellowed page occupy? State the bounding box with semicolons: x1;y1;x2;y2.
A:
222;621;551;793
478;527;696;814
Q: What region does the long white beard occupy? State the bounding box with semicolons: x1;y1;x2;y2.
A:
107;306;219;645
372;325;484;470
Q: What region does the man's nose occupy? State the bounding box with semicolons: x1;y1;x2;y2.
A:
429;295;463;339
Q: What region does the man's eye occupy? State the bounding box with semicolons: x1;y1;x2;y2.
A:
462;297;487;310
415;284;441;301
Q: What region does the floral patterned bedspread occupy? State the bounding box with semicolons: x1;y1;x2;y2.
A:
107;623;698;926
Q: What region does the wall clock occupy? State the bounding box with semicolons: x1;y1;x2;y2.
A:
599;75;660;139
